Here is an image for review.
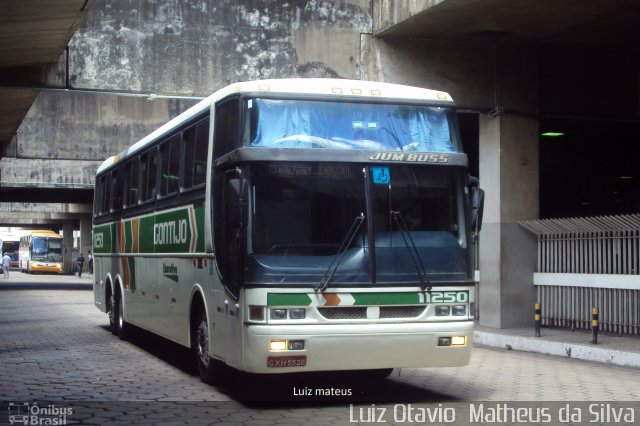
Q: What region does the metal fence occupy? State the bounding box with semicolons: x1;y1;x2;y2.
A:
536;285;640;335
521;214;640;335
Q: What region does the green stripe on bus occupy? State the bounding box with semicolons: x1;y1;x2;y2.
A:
93;223;113;254
125;220;133;253
352;293;422;306
194;206;205;252
94;206;205;255
267;293;313;307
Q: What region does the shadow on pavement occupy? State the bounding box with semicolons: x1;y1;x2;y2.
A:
0;282;92;291
101;322;459;407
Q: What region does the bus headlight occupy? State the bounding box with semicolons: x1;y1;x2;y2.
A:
452;305;467;316
269;339;305;351
451;336;467;346
268;308;306;320
270;309;287;320
435;306;450;316
288;308;306;319
269;340;287;351
437;336;467;347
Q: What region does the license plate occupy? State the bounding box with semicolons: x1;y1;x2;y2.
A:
267;356;307;368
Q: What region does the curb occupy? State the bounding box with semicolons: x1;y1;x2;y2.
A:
474;330;640;369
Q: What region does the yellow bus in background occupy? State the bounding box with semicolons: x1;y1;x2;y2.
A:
19;230;64;273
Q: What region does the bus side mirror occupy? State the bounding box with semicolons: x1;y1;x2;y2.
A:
225;178;248;229
469;177;484;234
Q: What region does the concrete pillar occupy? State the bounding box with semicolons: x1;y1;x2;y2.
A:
62;220;74;273
478;114;539;328
79;215;92;274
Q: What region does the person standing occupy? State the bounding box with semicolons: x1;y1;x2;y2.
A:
76;253;85;278
87;250;93;274
2;253;10;279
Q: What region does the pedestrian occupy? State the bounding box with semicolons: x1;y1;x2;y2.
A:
87;250;93;274
2;253;10;279
76;253;85;278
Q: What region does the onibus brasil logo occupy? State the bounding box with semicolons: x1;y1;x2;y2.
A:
8;402;72;425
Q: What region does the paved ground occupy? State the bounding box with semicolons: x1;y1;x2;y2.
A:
1;271;639;425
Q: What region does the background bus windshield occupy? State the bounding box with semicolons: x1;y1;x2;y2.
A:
31;238;63;262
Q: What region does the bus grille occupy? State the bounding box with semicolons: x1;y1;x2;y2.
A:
317;306;426;320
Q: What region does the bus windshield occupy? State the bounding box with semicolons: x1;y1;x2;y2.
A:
246;162;470;286
1;240;19;263
31;237;63;262
244;98;460;153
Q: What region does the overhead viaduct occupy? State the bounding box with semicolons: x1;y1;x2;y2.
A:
1;0;639;327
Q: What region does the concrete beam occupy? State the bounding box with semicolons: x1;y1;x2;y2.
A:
12;90;198;162
0;202;92;227
0;0;94;68
0;88;39;145
374;0;445;34
0;202;92;214
0;158;100;189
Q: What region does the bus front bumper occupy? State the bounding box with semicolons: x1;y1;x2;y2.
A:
29;264;63;273
243;321;473;374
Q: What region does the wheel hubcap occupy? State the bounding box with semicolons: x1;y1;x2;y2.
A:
196;318;210;367
108;295;115;326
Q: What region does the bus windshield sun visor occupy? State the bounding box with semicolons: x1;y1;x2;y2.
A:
247;99;458;153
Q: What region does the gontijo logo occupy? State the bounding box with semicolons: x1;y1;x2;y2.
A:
154;219;188;245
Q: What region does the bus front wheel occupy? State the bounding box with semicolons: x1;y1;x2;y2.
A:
193;310;226;385
360;368;394;380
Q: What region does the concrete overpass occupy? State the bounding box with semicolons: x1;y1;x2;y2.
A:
0;0;638;327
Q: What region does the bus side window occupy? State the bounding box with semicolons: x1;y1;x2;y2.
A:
123;162;131;208
160;135;180;196
184;126;196;189
183;119;210;190
214;98;240;159
94;175;104;216
140;149;158;202
101;174;111;214
112;170;123;212
194;120;209;185
127;157;140;206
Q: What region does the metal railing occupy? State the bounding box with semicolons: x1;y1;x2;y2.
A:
536;285;640;335
521;214;640;335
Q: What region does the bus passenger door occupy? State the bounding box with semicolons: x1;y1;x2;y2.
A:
213;172;247;366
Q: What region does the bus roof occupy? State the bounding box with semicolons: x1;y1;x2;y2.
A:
97;78;455;174
20;230;62;239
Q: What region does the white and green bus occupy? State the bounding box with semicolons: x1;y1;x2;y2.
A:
92;78;484;382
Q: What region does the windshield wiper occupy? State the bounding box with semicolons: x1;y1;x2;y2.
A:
315;213;365;293
391;211;432;291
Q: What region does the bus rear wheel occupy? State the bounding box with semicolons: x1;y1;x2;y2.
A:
107;292;116;335
113;292;129;340
193;309;226;385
